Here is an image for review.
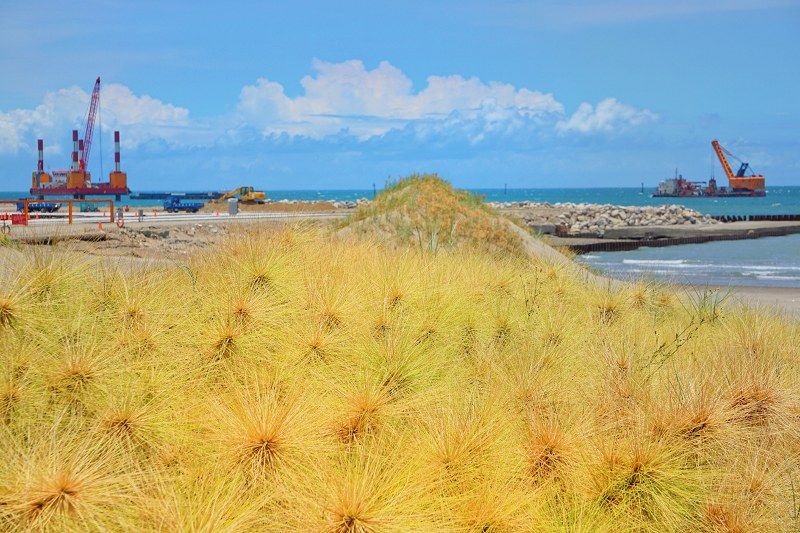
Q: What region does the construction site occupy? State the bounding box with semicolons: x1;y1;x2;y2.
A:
2;76;796;258
29;78;129;201
0;76;346;231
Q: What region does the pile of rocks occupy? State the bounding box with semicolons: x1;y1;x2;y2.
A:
491;201;717;236
332;198;370;209
116;223;229;251
268;198;370;209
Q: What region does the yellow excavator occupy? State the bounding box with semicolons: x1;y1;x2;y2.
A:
213;186;267;205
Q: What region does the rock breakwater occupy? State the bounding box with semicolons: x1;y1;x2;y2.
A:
491;201;718;236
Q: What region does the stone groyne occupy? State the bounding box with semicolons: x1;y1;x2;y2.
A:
491;201;717;236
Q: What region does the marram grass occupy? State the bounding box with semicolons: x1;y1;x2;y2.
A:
1;226;799;531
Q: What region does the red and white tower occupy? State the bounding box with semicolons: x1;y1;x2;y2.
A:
114;130;121;172
71;130;79;171
108;130;128;195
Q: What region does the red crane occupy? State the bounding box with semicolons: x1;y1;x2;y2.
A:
79;77;101;172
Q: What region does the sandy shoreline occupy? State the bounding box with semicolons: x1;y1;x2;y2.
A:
682;284;800;317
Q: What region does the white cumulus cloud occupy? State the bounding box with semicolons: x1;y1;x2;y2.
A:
0;83;192;155
556;97;657;134
236;59;565;139
1;61;660;157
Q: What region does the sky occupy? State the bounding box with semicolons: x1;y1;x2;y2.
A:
1;0;798;191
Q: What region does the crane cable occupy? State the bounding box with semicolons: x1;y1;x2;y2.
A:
721;145;743;163
721;145;758;176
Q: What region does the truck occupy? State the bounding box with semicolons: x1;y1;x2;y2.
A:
163;195;203;213
16;199;61;213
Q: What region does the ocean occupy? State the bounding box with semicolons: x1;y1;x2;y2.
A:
3;186;799;287
3;186;800;216
576;234;800;288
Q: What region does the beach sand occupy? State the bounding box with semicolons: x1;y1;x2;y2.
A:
683;284;800;318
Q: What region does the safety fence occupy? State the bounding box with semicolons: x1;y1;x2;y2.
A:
0;199;115;228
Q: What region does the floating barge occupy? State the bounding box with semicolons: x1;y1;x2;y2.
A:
30;80;131;202
31;130;130;201
129;192;223;200
652;176;765;198
31;184;130;200
652;139;766;198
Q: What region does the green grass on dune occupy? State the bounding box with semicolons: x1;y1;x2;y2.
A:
341;174;526;257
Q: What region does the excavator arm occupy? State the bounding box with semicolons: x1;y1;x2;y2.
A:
215;186;247;202
213;186;265;204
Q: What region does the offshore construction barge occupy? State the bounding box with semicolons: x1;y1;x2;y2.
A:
29;77;130;201
653;140;766;198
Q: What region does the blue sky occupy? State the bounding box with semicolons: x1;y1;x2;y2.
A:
1;0;798;190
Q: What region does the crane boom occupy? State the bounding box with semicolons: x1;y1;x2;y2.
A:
80;77;101;171
711;139;735;181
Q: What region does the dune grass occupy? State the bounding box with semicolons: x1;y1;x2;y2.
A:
341;174;526;257
1;176;799;531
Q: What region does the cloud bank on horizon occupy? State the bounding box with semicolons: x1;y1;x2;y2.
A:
0;59;657;157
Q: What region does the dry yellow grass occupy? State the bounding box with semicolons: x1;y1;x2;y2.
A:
1;177;799;531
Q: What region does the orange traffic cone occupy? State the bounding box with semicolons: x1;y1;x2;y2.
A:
97;222;103;230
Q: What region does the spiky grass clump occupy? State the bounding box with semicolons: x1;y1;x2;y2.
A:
206;380;323;487
286;441;436;531
0;216;798;529
0;423;136;531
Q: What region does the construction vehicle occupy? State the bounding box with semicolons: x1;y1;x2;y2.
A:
710;140;766;196
212;186;267;205
30;77;129;200
653;140;766;197
15;200;61;213
163;196;203;213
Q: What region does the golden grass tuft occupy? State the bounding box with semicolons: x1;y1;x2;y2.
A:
1;424;135;531
0;296;19;329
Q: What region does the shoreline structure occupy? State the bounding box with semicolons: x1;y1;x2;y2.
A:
493;201;800;253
